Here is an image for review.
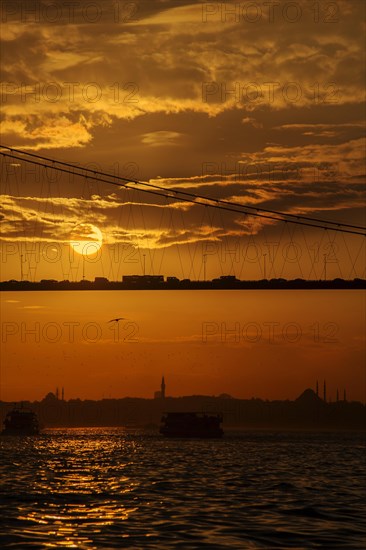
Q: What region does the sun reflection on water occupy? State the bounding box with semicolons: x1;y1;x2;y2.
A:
5;429;140;549
1;429;365;548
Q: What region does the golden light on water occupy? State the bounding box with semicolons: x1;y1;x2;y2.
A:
13;430;140;548
2;427;364;547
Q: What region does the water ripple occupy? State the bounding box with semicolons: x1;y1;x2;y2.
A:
1;429;365;548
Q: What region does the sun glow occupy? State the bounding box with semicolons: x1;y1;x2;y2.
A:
69;223;103;256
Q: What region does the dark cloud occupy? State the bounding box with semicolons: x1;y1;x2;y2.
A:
0;0;365;264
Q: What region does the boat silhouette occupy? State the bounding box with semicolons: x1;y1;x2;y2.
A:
1;405;40;435
160;412;224;438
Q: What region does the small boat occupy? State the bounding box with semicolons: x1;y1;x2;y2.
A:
160;412;223;438
1;405;40;435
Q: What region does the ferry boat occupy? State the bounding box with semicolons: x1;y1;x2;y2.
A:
1;405;40;435
160;412;224;438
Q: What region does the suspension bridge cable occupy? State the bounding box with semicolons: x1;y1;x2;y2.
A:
1;145;365;237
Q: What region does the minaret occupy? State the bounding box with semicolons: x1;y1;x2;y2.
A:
161;376;166;399
316;380;319;396
323;380;326;402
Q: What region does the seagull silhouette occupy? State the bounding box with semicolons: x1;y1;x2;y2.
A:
108;317;127;323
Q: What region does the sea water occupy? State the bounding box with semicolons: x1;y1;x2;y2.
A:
1;429;365;548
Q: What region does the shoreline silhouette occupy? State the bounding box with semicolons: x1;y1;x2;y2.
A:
1;276;365;291
1;389;364;431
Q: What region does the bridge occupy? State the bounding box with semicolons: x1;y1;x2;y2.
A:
1;144;365;283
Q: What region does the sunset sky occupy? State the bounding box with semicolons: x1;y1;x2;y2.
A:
0;0;365;401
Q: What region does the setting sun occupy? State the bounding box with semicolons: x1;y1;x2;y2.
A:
69;223;103;256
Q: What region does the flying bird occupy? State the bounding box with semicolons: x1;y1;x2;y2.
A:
108;317;127;323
